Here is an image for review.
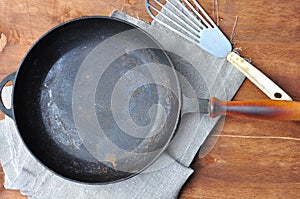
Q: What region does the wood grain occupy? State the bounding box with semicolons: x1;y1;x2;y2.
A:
0;0;299;198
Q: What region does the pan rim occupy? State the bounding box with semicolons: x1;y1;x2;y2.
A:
9;16;182;184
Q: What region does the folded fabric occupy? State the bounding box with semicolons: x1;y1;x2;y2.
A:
0;86;193;198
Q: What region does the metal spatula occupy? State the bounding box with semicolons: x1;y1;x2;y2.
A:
145;0;292;101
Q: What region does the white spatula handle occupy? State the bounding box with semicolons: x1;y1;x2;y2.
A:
227;52;292;101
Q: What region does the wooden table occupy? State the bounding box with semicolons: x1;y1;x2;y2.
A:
0;0;299;198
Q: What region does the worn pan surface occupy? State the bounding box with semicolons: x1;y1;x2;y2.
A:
0;16;181;183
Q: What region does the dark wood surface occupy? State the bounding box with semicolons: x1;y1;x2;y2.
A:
0;0;299;198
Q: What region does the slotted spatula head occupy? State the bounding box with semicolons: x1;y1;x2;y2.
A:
146;0;232;58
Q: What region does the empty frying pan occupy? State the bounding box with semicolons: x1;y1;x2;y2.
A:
0;16;299;184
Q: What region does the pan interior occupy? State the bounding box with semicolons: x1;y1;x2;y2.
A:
12;17;180;183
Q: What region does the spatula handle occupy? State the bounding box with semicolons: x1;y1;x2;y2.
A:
209;97;300;121
227;52;292;101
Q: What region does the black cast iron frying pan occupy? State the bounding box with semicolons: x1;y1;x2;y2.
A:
0;16;183;184
0;16;300;184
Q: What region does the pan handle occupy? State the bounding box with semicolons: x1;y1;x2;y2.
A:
0;72;16;118
209;97;300;121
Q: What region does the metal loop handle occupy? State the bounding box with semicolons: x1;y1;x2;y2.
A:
0;72;16;118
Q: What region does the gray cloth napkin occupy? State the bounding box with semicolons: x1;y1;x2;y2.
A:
0;11;245;199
